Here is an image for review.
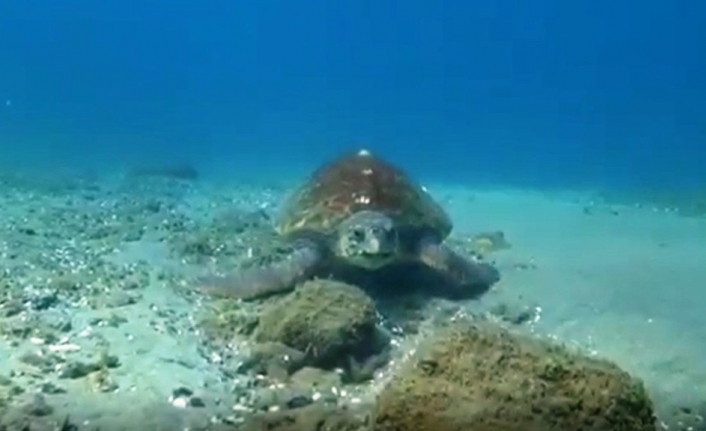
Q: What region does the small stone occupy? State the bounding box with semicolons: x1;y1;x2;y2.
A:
21;394;53;417
49;276;81;293
106;313;127;328
0;382;24;400
171;396;188;408
189;397;206;407
29;291;59;310
40;310;73;332
92;313;128;327
19;351;52;368
98;353;120;369
172;387;193;398
89;369;118;393
123;230;143;242
286;395;312;409
18;349;64;372
18;227;37;236
290;367;342;390
489;302;535;325
91;290;142;309
40;381;67;394
58;361;96;379
1;300;24;317
105;291;139;308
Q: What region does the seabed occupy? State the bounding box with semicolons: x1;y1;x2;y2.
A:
0;169;704;431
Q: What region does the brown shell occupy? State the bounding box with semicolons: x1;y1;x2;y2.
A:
275;149;452;239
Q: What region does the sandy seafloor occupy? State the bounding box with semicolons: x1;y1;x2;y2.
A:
0;170;705;431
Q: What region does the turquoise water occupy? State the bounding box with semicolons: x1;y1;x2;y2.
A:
1;1;705;430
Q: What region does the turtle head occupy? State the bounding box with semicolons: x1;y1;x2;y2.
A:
336;210;399;269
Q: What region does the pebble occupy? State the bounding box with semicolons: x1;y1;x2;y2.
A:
20;393;53;417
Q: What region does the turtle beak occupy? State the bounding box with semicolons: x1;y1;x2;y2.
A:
362;250;393;258
367;238;384;253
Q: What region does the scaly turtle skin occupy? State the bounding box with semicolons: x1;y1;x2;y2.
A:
199;149;500;300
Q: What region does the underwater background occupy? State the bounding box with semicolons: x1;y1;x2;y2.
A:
1;1;706;430
1;0;704;188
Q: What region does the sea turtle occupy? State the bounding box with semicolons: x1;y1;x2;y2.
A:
198;149;500;300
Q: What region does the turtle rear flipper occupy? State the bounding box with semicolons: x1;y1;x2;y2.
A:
196;245;321;301
417;241;500;297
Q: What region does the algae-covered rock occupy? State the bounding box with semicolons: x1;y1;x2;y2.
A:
254;279;380;370
374;320;656;431
240;403;370;431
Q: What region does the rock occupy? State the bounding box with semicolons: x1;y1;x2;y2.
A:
89;289;141;309
27;290;59;310
39;381;66;394
241;342;308;379
88;368;118;392
0;298;23;317
20;393;53;417
57;352;120;379
488;301;536;325
172;387;194;398
240;403;370;431
374;320;657;431
346;347;391;384
470;230;512;254
198;300;260;343
169;387;207;408
254;279;380;371
247;359;345;413
250;386;318;412
290;367;342;390
189;396;206;407
58;361;96;379
0;313;70;345
0;377;24;406
90;312;128;328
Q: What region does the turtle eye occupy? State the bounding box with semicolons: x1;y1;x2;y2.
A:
351;228;365;241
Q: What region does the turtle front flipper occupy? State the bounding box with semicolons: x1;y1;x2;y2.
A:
417;240;500;297
196;244;321;301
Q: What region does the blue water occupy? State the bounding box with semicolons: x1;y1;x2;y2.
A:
1;2;706;429
1;1;704;189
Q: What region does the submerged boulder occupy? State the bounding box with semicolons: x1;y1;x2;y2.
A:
254;279;384;372
374;320;656;431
